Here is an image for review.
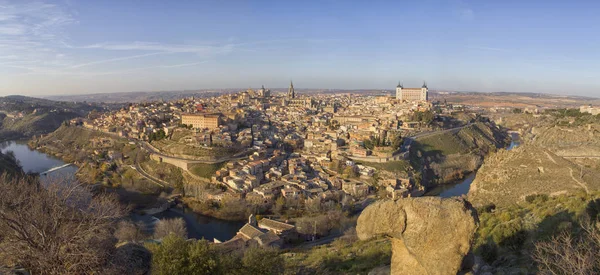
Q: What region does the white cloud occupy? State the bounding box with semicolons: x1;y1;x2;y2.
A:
70;52;167;69
0;1;75;71
82;41;235;56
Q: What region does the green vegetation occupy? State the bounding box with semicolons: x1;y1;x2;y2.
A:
410;110;435;124
473;191;600;273
0;150;23;177
357;160;410;174
141;160;185;190
152;139;239;159
146;234;284;275
149;129;167;142
409;122;507;186
363;133;402;151
285;235;391;274
0;95;118;140
189;162;227;178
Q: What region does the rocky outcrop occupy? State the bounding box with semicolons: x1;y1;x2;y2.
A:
357;197;478;275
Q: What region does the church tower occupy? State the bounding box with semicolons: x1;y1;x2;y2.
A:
288;81;295;99
395;82;403;100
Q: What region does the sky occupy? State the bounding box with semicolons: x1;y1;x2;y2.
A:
1;0;600;97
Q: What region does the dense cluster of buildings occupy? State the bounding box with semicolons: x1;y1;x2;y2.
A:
80;81;437;231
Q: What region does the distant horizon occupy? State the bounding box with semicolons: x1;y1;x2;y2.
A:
19;87;598;101
2;1;600;97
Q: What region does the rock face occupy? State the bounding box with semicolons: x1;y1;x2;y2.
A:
357;197;478;275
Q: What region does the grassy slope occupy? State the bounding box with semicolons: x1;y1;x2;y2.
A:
409;122;508;186
188;162;226;178
474;191;600;273
284;237;391;274
468;145;600;208
0;111;79;140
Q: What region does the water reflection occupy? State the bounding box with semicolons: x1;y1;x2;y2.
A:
0;140;244;241
427;132;521;198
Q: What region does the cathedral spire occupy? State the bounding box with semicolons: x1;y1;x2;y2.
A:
288;80;295;98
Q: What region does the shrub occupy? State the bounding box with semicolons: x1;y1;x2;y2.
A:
154;218;187;239
242;247;284;275
147;234;219;275
477;242;499;263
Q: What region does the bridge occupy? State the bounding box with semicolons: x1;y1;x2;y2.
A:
40;163;73;175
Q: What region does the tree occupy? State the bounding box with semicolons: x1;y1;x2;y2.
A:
147;234;221;275
123;168;137;186
274;196;286;215
114;220;147;242
391;133;403;150
147;234;189;275
0;175;126;274
532;220;600;274
242;247;284;275
343;166;359;178
154;218;187;239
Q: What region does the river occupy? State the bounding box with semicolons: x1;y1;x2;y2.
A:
425;132;521;198
0;140;243;241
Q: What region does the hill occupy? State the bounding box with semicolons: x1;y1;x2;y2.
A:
0;95;120;140
468;145;600;207
409;122;509;187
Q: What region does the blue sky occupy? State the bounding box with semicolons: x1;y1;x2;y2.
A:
1;0;600;97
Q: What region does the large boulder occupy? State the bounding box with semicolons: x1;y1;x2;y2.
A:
357;197;478;275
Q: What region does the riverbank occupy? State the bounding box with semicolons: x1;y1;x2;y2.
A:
424;132;521;197
3;139;246;242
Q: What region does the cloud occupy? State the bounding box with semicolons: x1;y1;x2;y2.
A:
69;52;167;69
10;61;208;77
0;1;75;71
82;41;234;55
0;24;26;35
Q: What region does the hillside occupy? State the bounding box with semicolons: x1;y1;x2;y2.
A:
0;151;23;177
468;145;600;207
531;124;600;157
409;122;509;187
0;95;120;140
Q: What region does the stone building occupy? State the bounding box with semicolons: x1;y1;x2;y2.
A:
181;113;221;129
218;215;297;250
396;82;428;102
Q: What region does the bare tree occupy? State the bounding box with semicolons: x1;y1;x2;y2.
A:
114;220;147;243
0;175;126;274
533;221;600;274
153;218;187;239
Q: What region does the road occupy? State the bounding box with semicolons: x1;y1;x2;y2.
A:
131;151;167;188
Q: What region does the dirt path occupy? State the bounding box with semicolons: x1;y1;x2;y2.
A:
543;151;558;164
568;167;589;194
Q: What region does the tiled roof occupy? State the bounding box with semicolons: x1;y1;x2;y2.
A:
259;218;295;231
239;223;265;240
254;230;281;246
